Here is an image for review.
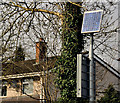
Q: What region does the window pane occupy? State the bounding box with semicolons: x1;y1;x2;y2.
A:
23;78;33;94
1;86;7;96
1;81;7;96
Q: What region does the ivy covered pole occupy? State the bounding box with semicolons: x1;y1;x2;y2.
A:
55;2;85;103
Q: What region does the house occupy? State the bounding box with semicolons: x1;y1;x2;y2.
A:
94;54;120;99
0;38;120;102
0;38;60;103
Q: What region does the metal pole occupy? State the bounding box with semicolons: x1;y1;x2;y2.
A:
89;33;95;103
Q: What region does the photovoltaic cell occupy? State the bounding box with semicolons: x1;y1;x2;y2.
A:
81;10;103;33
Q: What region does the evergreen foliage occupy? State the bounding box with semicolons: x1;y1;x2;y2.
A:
97;85;120;103
14;44;25;62
55;2;86;102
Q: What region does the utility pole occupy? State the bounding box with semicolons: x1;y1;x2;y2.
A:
79;10;103;103
89;33;95;103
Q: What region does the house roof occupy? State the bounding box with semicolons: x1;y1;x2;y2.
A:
1;54;120;80
2;56;57;76
94;54;120;79
82;53;120;79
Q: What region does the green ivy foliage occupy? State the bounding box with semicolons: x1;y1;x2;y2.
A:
54;2;87;103
97;85;120;103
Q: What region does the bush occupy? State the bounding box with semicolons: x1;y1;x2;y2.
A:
97;84;120;103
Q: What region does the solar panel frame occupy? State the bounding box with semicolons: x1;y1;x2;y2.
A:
81;10;103;34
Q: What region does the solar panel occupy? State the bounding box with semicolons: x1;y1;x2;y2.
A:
81;10;103;33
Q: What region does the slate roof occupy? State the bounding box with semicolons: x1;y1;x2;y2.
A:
94;54;120;79
2;56;57;76
2;54;120;79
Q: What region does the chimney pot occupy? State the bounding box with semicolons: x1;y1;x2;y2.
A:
40;38;44;42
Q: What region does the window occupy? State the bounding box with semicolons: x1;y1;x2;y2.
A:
1;81;7;96
2;86;7;96
22;78;33;94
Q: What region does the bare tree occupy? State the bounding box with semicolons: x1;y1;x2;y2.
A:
0;1;64;102
0;0;120;102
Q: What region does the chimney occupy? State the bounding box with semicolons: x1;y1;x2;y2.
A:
36;38;47;64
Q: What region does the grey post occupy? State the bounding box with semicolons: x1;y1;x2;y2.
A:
89;33;95;103
0;34;2;101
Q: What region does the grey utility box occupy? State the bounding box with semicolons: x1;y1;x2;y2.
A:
77;54;90;98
